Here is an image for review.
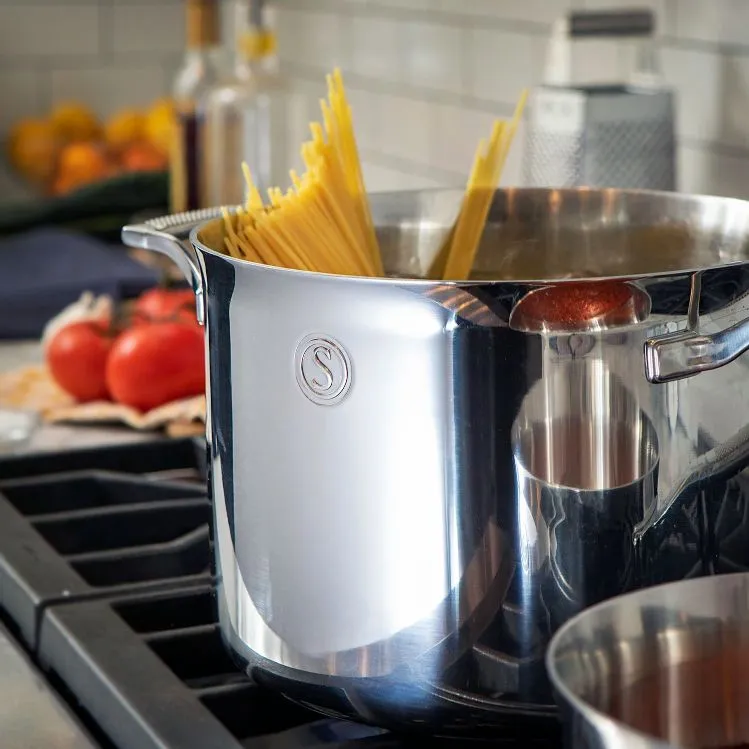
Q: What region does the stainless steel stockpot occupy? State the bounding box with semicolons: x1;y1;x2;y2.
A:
123;188;749;734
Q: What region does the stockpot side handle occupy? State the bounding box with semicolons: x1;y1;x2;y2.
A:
644;319;749;384
121;207;230;326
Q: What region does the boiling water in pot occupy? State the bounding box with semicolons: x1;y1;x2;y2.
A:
469;225;696;281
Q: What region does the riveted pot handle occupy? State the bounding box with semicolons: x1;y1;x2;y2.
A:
644;320;749;384
122;207;230;326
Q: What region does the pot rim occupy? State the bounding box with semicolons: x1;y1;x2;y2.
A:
189;186;749;286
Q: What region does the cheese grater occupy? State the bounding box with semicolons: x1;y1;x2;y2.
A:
524;9;676;191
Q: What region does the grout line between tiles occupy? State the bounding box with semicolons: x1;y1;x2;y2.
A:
36;61;53;113
0;51;180;71
360;147;465;184
680;136;749;161
276;0;749;60
281;61;518;116
277;0;552;37
97;0;114;64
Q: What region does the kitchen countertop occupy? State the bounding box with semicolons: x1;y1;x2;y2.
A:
0;340;41;372
0;620;98;748
0;340;159;456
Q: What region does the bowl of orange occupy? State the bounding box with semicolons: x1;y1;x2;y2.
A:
1;100;172;238
6;100;172;197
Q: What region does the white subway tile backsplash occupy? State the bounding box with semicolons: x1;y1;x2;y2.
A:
50;64;168;116
402;19;464;94
346;87;384;152
672;0;749;47
429;102;496;175
469;28;541;103
714;54;749;153
111;3;184;55
0;5;99;58
299;10;348;71
277;9;348;70
440;0;571;26
502;118;525;186
1;0;749;206
0;70;45;133
369;0;432;10
661;45;723;143
362;161;443;192
679;143;749;200
379;94;432;164
350;16;404;83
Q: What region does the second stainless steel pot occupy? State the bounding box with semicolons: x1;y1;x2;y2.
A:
122;188;749;734
547;572;749;749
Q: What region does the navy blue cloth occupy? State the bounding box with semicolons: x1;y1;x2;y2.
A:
0;228;159;340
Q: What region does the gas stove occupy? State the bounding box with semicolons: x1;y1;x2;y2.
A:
0;437;561;748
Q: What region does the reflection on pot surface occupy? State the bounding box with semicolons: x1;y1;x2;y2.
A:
123;187;749;734
513;363;660;658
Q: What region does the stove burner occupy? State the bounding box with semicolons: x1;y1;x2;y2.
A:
0;438;562;748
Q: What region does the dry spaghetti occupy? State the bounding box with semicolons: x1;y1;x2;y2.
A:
221;68;526;281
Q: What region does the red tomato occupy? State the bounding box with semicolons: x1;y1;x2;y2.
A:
106;322;205;412
133;288;197;325
46;320;114;402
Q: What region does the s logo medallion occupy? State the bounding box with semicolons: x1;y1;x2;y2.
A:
295;335;352;406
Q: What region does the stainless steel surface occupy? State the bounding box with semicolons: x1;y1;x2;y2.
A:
513;363;660;624
525;88;676;191
0;621;97;748
526;9;675;191
122;187;749;731
645;310;749;382
122;206;226;326
547;572;749;749
509;281;651;332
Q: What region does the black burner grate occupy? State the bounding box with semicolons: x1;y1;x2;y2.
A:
39;585;559;749
0;437;206;482
0;439;561;749
0;466;210;646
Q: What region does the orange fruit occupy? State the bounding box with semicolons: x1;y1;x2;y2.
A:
144;98;176;157
51;172;83;196
6;118;62;186
57;141;114;187
50;102;100;143
120;141;168;172
105;109;146;152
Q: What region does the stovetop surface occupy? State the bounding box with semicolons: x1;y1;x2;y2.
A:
0;438;562;749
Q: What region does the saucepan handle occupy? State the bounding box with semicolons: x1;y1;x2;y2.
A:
121;206;231;326
643;318;749;383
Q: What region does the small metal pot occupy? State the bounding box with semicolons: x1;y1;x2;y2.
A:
122;188;749;733
547;572;749;749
